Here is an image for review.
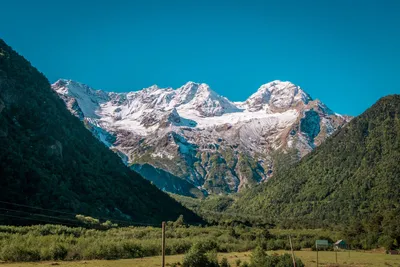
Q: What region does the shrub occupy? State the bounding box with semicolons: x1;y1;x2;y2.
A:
206;250;219;267
220;257;230;267
121;242;145;258
199;239;219;252
76;215;99;225
101;220;118;228
378;235;397;250
49;244;68;260
182;243;219;267
249;247;304;267
174;215;186;228
275;253;304;267
0;245;41;262
266;239;278;250
168;239;192;254
250;246;267;267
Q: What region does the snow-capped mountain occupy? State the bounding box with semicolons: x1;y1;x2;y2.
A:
240;81;312;111
52;79;350;197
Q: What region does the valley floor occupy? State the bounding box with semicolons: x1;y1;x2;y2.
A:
1;250;399;267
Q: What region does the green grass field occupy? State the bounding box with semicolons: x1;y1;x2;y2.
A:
1;250;399;267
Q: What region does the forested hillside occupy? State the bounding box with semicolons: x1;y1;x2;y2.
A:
0;39;201;225
231;95;400;232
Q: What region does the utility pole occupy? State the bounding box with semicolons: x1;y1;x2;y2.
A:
162;221;166;267
289;235;296;267
335;247;338;264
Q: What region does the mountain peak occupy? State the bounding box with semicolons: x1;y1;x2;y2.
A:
145;84;160;91
52;79;109;118
245;80;312;111
179;81;212;93
53;78;68;86
184;81;199;86
175;82;240;117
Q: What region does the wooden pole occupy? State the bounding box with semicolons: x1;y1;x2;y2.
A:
289;235;296;267
162;221;166;267
316;244;319;267
335;247;338;263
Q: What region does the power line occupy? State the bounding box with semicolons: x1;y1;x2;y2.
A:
0;213;80;227
0;208;160;228
0;207;82;225
0;200;82;216
0;200;160;227
0;200;276;227
0;210;163;229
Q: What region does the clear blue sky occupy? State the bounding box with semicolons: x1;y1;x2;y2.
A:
1;0;399;115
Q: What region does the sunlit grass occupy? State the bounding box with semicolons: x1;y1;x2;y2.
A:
1;250;399;267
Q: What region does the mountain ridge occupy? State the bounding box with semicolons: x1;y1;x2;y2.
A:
52;79;350;196
0;39;201;224
229;94;400;228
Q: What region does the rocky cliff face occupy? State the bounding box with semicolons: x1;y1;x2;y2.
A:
52;79;350;196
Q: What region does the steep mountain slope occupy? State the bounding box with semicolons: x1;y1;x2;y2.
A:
52;79;349;196
0;39;201;225
230;95;400;227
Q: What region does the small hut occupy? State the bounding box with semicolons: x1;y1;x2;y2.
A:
334;240;347;250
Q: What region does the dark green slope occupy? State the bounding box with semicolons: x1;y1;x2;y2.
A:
231;95;400;227
0;39;201;225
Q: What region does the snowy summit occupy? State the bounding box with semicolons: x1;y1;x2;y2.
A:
52;79;350;196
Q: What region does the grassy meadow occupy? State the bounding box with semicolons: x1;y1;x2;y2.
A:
1;250;399;267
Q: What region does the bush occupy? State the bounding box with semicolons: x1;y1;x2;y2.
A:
168;239;192;254
249;246;304;267
199;239;219;252
49;244;68;260
250;246;267;267
121;242;145;258
174;215;186;228
206;250;219;267
275;253;304;267
182;243;218;267
378;235;396;250
0;245;41;262
220;257;230;267
274;239;287;250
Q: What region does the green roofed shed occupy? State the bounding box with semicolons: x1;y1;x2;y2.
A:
334;240;347;249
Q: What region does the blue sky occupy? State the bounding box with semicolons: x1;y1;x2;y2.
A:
1;0;399;116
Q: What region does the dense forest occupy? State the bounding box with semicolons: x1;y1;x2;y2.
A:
0;39;201;225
